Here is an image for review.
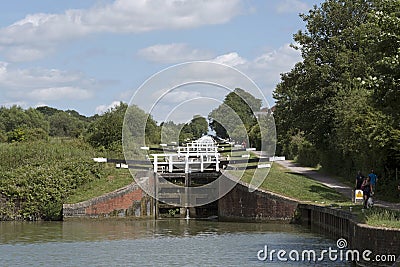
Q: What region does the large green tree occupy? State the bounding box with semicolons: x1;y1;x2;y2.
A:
49;112;85;137
88;102;160;152
86;102;128;151
0;106;49;133
0;106;49;142
179;115;209;143
275;0;372;149
209;88;261;142
274;0;399;182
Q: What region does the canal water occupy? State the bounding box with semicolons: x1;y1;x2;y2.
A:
0;220;350;266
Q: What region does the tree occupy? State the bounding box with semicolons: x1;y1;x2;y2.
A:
87;102;161;153
0;106;49;142
209;88;261;142
0;106;49;133
281;0;372;148
49;112;85;137
160;121;183;144
359;0;400;122
273;0;399;181
179;115;209;143
86;102;128;150
36;106;62;117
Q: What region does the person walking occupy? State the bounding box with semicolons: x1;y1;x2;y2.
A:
355;171;364;190
368;170;378;193
362;176;373;208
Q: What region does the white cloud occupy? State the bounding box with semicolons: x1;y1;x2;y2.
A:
276;0;309;14
160;90;202;104
211;52;247;67
253;44;301;69
0;62;99;102
205;44;302;105
209;44;301;84
0;67;83;88
26;87;92;101
3;46;52;62
126;44;302;122
95;101;121;114
85;0;241;32
0;0;242;61
138;43;213;63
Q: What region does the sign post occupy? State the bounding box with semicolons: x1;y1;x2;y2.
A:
354;190;363;203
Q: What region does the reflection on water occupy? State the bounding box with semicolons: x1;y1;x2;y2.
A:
0;220;351;266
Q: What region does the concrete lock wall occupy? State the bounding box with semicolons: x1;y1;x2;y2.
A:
63;182;154;219
298;204;400;266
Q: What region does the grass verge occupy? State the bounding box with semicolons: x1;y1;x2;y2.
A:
65;164;133;204
364;207;400;229
0;139;134;220
234;163;350;205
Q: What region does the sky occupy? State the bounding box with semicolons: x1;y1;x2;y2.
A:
0;0;322;123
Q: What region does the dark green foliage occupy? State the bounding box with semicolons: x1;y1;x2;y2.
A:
36;106;90;137
65;109;93;123
87;102;161;151
86;102;127;151
279;131;318;167
179;115;208;143
0;130;6;143
0;105;91;141
145;116;161;145
49;112;85;137
0;106;49;136
209;88;262;144
273;0;399;200
7;128;26;142
36;106;62;117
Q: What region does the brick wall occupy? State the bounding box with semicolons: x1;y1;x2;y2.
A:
218;179;299;221
63;182;153;219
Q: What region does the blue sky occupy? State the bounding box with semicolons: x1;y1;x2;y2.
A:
0;0;322;121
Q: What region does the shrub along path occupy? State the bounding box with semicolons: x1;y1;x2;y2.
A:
276;160;400;211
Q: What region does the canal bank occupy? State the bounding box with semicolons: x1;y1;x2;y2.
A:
297;204;400;266
63;171;400;266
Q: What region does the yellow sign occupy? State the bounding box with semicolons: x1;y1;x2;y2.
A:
355;190;363;200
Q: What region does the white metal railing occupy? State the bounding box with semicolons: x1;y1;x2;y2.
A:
151;153;220;173
152;136;220;173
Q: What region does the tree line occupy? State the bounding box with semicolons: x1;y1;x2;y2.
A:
273;0;399;190
0;87;269;153
0;105;93;143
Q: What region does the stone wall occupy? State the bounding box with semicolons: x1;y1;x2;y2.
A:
352;223;400;266
218;177;399;266
63;182;153;219
218;179;299;221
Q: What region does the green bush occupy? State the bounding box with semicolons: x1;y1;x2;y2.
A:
286;132;320;167
0;139;105;220
0;130;6;143
7;128;26;142
296;141;319;167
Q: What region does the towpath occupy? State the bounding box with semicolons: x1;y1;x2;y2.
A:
275;160;400;211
